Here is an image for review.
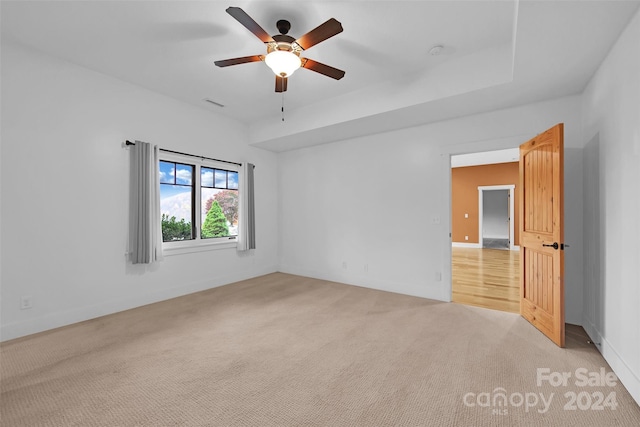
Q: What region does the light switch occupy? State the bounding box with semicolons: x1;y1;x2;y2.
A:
464;213;469;218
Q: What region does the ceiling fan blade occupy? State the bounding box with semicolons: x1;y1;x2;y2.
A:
295;18;343;50
301;58;345;80
275;76;288;92
214;55;264;67
226;7;274;44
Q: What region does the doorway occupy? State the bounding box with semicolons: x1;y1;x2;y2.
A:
450;150;520;313
448;124;566;346
478;185;515;250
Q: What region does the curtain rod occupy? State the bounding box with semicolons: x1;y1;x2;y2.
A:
125;140;242;167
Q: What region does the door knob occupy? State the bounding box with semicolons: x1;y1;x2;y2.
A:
542;242;559;250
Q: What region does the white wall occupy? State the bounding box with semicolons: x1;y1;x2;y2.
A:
0;41;279;341
482;190;509;239
581;8;640;404
278;95;584;324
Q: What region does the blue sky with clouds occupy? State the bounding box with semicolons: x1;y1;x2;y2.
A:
159;162;239;221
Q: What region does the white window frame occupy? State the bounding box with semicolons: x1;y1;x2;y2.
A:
160;151;239;256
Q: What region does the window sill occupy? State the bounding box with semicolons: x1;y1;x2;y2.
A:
162;239;238;256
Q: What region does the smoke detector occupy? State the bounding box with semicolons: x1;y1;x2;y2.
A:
429;45;444;56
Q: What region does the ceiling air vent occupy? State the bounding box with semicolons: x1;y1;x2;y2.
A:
204;99;225;108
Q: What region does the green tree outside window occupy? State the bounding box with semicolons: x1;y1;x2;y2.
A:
201;200;229;238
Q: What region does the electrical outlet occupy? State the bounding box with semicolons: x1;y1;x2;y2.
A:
364;264;369;273
342;261;347;269
465;236;469;241
435;272;442;281
20;295;33;310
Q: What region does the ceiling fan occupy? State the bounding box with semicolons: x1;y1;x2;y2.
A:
214;7;345;93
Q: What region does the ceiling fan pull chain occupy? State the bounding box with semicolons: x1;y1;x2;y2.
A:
281;92;285;122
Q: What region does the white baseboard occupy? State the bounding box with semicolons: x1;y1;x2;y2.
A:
452;242;520;251
582;316;640;407
278;264;445;302
0;266;278;342
452;242;481;248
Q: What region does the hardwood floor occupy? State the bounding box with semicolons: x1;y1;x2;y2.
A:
452;247;520;313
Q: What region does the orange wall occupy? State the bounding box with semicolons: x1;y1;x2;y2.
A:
451;162;519;245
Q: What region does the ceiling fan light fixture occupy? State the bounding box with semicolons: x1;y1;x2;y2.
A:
265;50;301;77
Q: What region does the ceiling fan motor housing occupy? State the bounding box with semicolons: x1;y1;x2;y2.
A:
276;19;291;35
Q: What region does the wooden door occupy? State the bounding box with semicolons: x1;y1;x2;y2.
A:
519;123;565;347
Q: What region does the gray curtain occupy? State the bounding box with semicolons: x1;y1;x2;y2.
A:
129;141;163;264
238;163;256;251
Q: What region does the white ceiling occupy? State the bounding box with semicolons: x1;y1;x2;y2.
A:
2;0;639;152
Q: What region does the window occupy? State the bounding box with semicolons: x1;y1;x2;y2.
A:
200;167;239;239
159;161;194;241
159;153;239;249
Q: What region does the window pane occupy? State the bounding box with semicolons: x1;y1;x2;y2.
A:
160;184;193;241
228;171;239;190
159;161;175;184
201;189;239;239
160;163;194;242
201;167;214;188
175;164;193;185
214;169;227;188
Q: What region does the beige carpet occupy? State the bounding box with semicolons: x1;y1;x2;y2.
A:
1;272;639;426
